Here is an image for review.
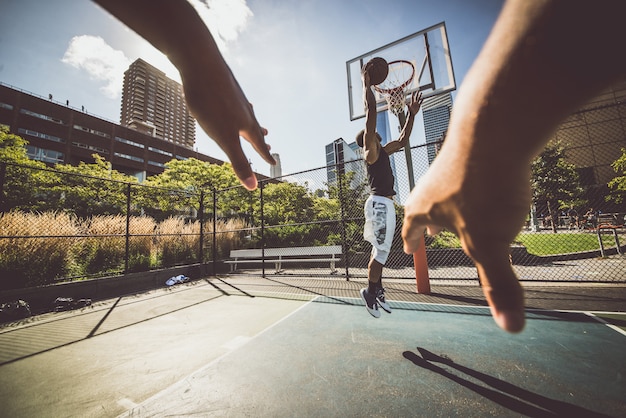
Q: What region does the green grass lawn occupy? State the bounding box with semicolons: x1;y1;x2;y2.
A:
515;232;623;256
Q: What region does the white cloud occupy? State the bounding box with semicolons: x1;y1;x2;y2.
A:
60;1;252;99
189;0;253;51
61;35;131;99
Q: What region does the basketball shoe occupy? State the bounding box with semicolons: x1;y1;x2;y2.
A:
360;288;380;318
376;287;391;313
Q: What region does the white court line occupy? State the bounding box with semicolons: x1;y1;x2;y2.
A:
323;296;626;337
584;312;626;337
117;296;625;417
116;297;315;418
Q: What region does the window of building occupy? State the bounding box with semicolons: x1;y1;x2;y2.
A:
18;128;65;143
26;145;64;163
115;136;145;148
148;146;173;157
0;102;14;110
72;125;111;138
114;152;144;163
71;141;109;154
20;109;64;124
148;160;165;167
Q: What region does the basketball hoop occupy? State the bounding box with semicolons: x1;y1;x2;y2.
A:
373;60;416;116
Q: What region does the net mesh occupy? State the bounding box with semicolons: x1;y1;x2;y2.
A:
374;60;415;116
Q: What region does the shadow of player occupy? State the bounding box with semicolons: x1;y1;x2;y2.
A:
402;347;608;418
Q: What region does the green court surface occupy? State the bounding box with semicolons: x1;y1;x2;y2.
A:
122;297;625;418
1;280;624;417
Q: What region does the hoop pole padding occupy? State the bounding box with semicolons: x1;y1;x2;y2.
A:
413;233;430;294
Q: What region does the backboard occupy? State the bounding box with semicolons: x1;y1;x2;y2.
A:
346;22;456;121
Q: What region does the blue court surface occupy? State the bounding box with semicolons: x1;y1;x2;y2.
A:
121;297;625;417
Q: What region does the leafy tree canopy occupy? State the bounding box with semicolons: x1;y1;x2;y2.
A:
0;127;44;168
144;158;237;192
531;140;585;232
607;147;626;204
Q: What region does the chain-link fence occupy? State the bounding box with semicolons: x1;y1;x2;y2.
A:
0;161;212;291
223;135;625;284
1;124;625;291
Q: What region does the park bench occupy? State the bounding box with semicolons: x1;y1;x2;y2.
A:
225;245;342;274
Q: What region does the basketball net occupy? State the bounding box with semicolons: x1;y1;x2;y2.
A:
374;60;416;116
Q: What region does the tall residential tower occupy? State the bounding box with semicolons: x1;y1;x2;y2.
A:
120;59;196;148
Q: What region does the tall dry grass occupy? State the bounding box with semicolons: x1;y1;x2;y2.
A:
0;211;250;289
157;217;200;267
127;216;157;272
0;211;79;290
75;215;127;274
206;218;249;258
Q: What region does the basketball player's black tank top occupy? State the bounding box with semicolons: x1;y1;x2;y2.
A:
367;147;395;197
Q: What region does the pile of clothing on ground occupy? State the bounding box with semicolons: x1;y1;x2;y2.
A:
165;275;190;286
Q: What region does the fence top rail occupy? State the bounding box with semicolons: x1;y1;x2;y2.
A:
230;245;342;258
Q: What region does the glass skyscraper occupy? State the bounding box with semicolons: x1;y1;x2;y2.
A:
422;92;453;165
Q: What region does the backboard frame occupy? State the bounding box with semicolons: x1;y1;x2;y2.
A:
346;21;456;121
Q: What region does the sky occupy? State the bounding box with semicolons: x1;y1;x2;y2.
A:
0;0;505;178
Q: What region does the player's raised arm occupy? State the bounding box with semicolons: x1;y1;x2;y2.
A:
94;0;275;190
384;91;423;155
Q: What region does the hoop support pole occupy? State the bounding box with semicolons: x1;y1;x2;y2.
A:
395;110;427;293
413;233;430;294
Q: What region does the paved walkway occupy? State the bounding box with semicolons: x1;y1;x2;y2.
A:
0;277;624;417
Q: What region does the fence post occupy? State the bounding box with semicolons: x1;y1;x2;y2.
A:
337;164;350;280
260;181;266;278
199;190;204;265
124;182;131;273
212;188;217;276
0;162;5;213
597;227;606;258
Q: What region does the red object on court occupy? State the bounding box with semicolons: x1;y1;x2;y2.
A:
413;233;430;294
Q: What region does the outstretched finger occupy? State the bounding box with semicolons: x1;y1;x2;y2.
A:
240;104;275;166
218;136;258;190
469;242;525;333
240;126;275;166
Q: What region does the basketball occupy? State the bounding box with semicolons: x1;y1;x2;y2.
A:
363;57;388;85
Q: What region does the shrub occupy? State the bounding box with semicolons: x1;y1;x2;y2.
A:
427;230;462;249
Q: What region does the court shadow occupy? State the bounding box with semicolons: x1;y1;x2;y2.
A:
0;293;224;366
402;347;608;418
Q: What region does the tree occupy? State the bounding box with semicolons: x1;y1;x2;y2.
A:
0;128;47;212
47;154;138;217
322;170;370;253
142;158;241;218
262;181;315;226
606;148;626;205
531;141;585;233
